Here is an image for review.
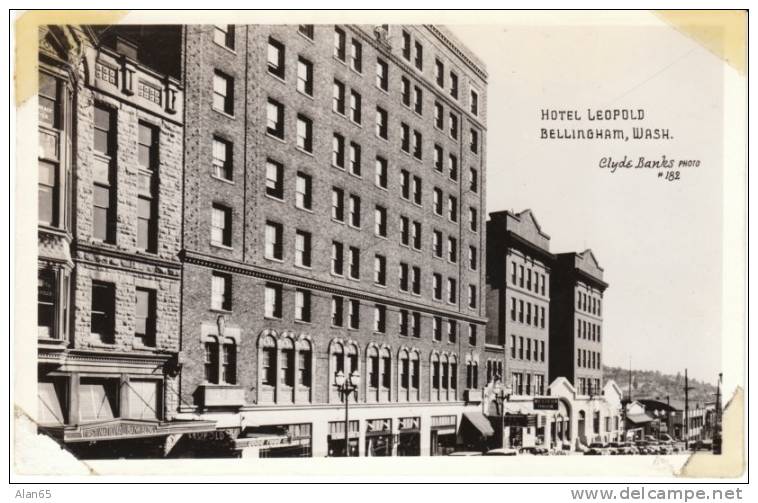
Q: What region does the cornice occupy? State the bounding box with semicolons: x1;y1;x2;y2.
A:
424;25;488;81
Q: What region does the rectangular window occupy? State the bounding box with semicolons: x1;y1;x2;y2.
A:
374;255;386;285
295;172;312;210
447;278;457;304
39;71;60;128
295;289;311;322
468;285;477;308
412;130;422;159
349;89;362;124
413;85;423;114
448;319;457;343
448;195;458;222
261;346;276;386
469;207;478;232
400;123;410;153
93;105;115;243
448;236;457;263
267;37;285;79
412;221;422;250
470;89;479;116
399;310;409;336
296;115;313;152
214;25;235;49
433;231;443;258
376;58;388;91
400;216;410;246
435;59;444;87
91;281;115;343
211;272;232;311
401;76;411;107
296;56;313;96
448;154;458;180
138;122;158;171
470;129;480;154
414;41;423;70
411;266;421;295
349;246;360;279
266;98;284;138
37;269;56;339
79;378;118;421
374;304;386;333
348;299;360;329
295;230;312;267
332;187;344;221
333;79;346;114
135;288;156;347
348;194;361;227
511;297;517;321
399;262;409;292
137;196;156;253
468;324;477;346
374;205;387;237
434;101;444;129
449;71;458;99
265;159;284;199
434;279;456;314
264;283;283;318
411;312;421;338
511;335;517;358
332;133;345;168
376;106;388;139
332;295;344;326
331;241;344;275
449;113;458;140
433;317;442;341
434;145;443;172
349;142;362;176
412;176;422;205
211;203;232;247
334;27;346;60
213;71;234;115
469;246;478;270
298;24;314;39
137;125;158;248
402;30;411;60
470;167;479;192
375;156;388;188
212;137;232;180
400;169;410;200
350;39;362;72
433;188;442;215
38;161;57;226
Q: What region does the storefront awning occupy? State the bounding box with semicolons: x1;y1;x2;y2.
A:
626;413;654;425
462;411;495;437
41;418;217;443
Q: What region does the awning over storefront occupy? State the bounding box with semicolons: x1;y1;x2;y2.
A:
462;411;495;437
41;418;217;443
626;413;654;425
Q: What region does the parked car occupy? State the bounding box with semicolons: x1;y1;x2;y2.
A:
447;450;483;456
635;441;653;455
519;446;549;455
585;442;612;455
607;442;626;455
484;447;519;456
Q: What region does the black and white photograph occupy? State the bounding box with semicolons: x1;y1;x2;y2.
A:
10;9;748;488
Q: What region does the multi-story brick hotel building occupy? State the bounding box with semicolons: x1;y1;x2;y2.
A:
173;24;489;457
549;250;607;396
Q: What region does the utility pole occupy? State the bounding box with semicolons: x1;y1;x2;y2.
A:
628;358;633;402
714;372;723;454
683;369;694;450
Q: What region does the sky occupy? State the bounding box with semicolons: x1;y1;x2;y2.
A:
449;15;724;383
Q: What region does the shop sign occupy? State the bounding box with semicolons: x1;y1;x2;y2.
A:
534;398;560;410
187;428;240;441
398;417;420;431
366;418;392;434
503;414;529;427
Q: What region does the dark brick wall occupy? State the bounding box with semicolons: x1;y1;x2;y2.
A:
179;24;488;411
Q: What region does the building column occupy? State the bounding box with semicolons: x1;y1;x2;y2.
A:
419;422;431;456
68;372;80;425
312;419;328;458
542;414;552;450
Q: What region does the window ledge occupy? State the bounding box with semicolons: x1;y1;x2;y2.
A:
211;175;235;185
265;133;287;144
210;242;234;251
212;108;236;120
295;147;314;157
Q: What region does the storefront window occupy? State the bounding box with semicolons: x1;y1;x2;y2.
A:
127;379;160;420
38;268;56;339
79;378;119;422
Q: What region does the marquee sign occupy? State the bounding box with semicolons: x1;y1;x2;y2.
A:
48;418;217;443
533;398;560;410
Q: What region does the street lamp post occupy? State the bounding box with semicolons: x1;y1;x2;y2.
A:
334;370;360;457
493;376;513;449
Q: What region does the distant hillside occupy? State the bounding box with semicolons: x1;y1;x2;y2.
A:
603;365;718;406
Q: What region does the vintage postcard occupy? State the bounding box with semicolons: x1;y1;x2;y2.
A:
11;9;747;483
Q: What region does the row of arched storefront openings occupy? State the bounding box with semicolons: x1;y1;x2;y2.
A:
203;330;482;404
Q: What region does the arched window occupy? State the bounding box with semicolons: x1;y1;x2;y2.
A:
260;335;276;387
410;350;420;401
204;336;219;384
346;343;358;375
449;355;458;399
221;338;236;384
380;347;391;402
332;342;345;374
472;360;479;389
280;337;295;388
297;339;312;388
466;360;473;389
441;354;450;395
366;346;379;402
431;353;440;401
399;349;410;400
